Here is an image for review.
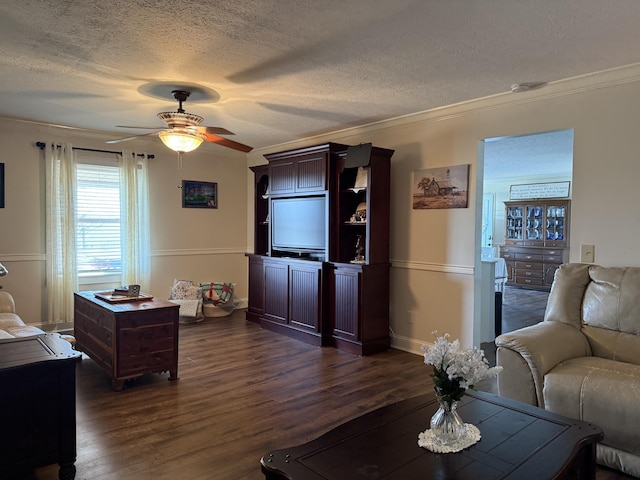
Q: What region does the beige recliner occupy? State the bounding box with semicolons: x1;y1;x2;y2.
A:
0;291;45;339
496;263;640;477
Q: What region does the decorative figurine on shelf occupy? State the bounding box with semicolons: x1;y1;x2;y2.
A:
350;202;367;223
351;235;365;264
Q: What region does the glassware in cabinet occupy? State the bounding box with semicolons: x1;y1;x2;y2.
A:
506;205;524;242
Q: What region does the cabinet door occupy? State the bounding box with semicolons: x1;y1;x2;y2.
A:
269;160;296;195
289;263;322;332
263;261;289;324
524;204;544;245
296;153;327;192
505;205;524;243
269;153;327;195
544;202;569;247
332;266;360;341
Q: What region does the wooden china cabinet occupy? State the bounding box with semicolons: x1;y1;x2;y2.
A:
498;199;570;291
246;142;394;355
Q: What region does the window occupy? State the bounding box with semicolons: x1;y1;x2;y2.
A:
76;160;121;279
45;144;150;324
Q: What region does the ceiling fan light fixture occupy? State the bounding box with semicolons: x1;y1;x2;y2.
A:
158;130;204;153
108;87;252;153
157;111;204;127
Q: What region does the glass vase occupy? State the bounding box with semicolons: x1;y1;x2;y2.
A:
430;396;466;445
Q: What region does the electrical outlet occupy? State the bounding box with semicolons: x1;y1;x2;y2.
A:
580;244;595;263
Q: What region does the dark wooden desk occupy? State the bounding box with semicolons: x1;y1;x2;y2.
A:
261;390;603;480
74;291;179;391
0;334;81;479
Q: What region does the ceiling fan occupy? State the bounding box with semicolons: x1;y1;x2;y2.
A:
106;89;253;153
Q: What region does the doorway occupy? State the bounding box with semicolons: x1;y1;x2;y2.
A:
474;129;574;344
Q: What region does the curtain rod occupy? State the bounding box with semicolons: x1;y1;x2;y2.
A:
35;141;155;159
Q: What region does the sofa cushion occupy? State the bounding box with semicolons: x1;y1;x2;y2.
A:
580;266;640;364
583;325;640;365
544;356;640;457
584;266;640;335
0;312;45;338
5;325;45;338
0;312;26;329
543;263;591;328
0;329;15;339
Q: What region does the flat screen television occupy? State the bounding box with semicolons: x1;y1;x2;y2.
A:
271;196;327;257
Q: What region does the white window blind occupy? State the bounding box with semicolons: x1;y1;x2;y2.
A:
76;163;121;275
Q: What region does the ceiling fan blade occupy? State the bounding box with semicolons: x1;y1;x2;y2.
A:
116;125;169;130
195;126;235;136
106;132;160;144
204;134;253;153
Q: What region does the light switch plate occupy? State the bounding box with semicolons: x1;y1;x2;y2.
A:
580;244;595;263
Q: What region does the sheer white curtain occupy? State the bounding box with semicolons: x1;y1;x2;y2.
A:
119;149;151;291
45;142;78;325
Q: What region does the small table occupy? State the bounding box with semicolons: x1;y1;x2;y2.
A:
74;291;180;391
261;390;603;480
0;334;81;479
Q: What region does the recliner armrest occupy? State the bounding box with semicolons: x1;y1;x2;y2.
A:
495;321;591;408
0;291;16;314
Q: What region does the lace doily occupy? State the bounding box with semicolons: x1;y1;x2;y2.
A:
417;424;481;453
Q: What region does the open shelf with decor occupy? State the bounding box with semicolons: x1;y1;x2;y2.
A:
250;165;270;256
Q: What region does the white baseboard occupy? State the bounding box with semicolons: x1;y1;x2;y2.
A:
390;333;429;356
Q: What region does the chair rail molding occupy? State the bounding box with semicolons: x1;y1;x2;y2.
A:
391;259;474;276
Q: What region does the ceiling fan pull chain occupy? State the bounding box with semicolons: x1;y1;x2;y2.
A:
177;152;183;188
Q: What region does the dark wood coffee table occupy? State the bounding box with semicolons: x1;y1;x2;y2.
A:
261;390;603;480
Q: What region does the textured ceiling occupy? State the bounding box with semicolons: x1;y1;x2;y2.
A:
484;129;574;181
0;0;639;153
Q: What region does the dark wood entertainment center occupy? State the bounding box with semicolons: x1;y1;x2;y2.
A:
247;142;393;355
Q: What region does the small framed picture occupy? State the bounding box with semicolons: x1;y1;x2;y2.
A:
412;164;470;209
182;180;217;209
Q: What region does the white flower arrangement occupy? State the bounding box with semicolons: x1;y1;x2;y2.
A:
421;333;502;405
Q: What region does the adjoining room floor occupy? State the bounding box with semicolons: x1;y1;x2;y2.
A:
500;285;549;333
482;286;549;367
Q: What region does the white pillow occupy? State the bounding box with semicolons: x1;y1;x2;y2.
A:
170;280;200;300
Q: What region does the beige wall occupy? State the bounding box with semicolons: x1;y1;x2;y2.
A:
248;64;640;351
3;64;640;349
0;121;248;329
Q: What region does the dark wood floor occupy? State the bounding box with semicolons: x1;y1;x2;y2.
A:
35;311;435;480
33;304;631;480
